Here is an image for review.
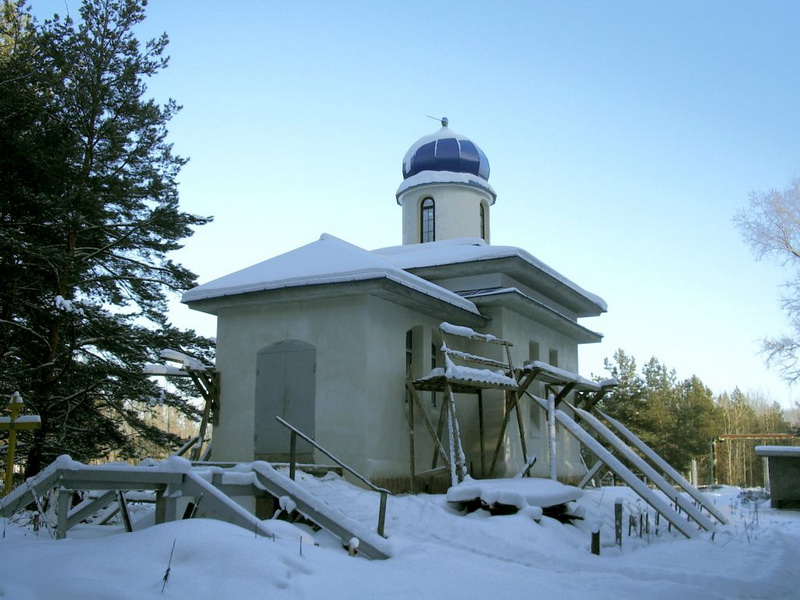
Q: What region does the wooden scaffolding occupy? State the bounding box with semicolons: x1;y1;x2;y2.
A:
143;350;219;461
405;323;727;537
405;323;523;490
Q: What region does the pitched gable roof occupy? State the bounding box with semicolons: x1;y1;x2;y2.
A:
182;234;481;317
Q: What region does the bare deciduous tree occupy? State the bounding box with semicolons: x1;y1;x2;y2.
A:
735;177;800;381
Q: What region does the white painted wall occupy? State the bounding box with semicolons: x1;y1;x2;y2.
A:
399;183;492;245
209;284;593;486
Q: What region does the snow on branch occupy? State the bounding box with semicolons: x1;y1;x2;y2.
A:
160;349;213;371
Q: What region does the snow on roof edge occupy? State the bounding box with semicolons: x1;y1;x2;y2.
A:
464;287;604;339
395;170;496;202
375;239;607;313
182;234;482;316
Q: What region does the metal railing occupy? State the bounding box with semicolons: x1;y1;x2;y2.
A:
275;416;390;537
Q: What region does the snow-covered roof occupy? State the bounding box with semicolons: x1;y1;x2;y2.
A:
374;238;607;316
181;234;481;317
395;170;496;203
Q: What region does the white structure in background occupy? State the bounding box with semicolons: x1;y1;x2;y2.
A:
182;121;606;491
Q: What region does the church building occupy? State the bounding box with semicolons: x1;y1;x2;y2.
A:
182;120;607;492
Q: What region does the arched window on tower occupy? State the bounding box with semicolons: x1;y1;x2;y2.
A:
420;197;435;243
480;202;486;240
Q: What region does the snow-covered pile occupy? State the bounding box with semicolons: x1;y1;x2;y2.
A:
447;476;583;511
2;473;800;599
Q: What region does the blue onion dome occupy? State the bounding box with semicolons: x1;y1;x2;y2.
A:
402;119;491;180
397;119;495;203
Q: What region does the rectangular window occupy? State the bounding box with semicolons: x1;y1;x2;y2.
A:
529;341;540;365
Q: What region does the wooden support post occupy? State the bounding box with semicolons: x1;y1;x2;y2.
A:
553;382;576;407
408;382;415;494
477;391;485;478
548;392;557;480
579;460;605;489
445;386;459;486
488;396;515;477
378;491;387;538
511;392;529;466
615;499;623;547
56;488;71;539
289;430;297;481
591;526;600;555
405;381;450;473
117;491;133;533
432;397;448;470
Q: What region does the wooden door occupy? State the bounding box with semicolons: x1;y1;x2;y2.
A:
254;340;316;459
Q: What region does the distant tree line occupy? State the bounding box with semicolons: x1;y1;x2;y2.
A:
596;349;795;488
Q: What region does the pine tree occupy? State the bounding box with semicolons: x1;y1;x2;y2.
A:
0;0;213;477
599;349;647;430
600;351;720;474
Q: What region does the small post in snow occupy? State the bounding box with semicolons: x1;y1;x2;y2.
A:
289;430;297;480
161;539;177;593
591;523;601;555
614;498;623;547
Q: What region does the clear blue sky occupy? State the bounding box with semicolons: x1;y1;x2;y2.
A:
34;1;800;407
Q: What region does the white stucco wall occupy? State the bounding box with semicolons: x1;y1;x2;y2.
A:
207;284;592;487
210;292;455;484
211;295;371;465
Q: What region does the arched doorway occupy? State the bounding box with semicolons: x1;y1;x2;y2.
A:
254;340;316;461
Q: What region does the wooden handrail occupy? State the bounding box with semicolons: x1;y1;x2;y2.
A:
275;416;390;537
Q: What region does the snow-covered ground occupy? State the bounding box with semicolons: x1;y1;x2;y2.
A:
1;471;798;600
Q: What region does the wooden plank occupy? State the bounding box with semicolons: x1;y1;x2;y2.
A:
488;395;516;477
579;460;605;489
597;407;728;525
250;465;391;560
0;461;60;517
573;404;716;531
58;468;184;490
526;393;697;539
444;348;509;370
66;490;117;529
439;323;513;347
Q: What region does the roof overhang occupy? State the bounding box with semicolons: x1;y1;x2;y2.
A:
185;277;489;329
464;287;602;344
407;254;606;318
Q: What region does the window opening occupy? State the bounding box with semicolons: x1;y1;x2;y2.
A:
421;197;435;243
